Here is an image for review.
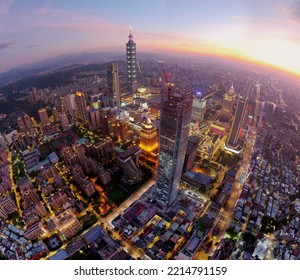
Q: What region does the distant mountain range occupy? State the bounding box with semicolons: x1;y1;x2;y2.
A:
0;51;126;88
0;51;171;88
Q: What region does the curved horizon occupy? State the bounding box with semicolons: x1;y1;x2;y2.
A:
0;0;299;80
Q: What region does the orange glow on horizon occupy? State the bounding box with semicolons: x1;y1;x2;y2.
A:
148;43;300;80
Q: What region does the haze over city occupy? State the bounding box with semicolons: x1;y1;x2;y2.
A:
1;0;300;77
0;0;300;264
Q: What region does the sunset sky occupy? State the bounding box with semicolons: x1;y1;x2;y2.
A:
1;0;300;76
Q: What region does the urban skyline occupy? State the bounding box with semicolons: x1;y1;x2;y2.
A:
0;0;300;78
0;1;299;262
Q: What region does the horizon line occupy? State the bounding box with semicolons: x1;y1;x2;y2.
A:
1;49;300;81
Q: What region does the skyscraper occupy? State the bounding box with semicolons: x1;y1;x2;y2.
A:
52;107;60;123
107;61;121;108
17;117;26;133
59;112;70;132
225;94;247;153
75;91;88;122
28;86;40;104
155;86;193;206
23;114;33;131
38;108;49;126
222;85;235;118
126;28;137;94
88;109;101;131
191;99;206;123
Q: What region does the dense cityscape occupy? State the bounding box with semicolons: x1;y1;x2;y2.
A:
0;28;299;261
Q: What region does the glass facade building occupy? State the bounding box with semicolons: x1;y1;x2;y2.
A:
226;95;247;150
107;61;120;108
155;86;193;206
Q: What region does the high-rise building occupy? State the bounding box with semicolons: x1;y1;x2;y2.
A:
24;222;48;240
52;107;60;123
0;133;8;151
155;87;193;206
139;117;158;153
222;86;235;118
0;193;17;219
17;117;26;133
59;112;70;132
115;120;130;142
117;146;142;182
38;108;49;126
191;99;206;123
88;109;101;131
23;114;34;131
18;177;40;210
28;86;40;104
182;136;200;173
75;91;88;122
73;143;86;162
90;94;102;110
62;146;79;166
107;62;121;108
225;95;247;153
66;94;76;116
126;29;137;94
55;209;83;239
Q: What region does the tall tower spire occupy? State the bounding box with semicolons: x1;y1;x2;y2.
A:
129;26;133;41
126;27;137;94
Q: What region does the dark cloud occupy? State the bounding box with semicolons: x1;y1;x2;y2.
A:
287;0;300;23
0;41;15;50
25;44;38;48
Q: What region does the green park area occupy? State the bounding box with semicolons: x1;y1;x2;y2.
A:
12;152;26;183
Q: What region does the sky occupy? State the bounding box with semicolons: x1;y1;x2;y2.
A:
0;0;300;77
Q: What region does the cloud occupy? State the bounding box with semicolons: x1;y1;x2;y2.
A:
25;44;38;48
0;41;15;50
286;0;300;23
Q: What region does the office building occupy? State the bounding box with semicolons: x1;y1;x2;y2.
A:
117;145;142;181
182;136;200;173
139;117;158;153
191;99;206;123
126;29;137;93
225;95;247;153
223;93;234;116
107;61;121;108
222;86;235;118
155;87;193;206
75;91;88;122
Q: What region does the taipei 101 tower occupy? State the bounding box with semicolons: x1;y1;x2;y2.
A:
126;28;137;94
